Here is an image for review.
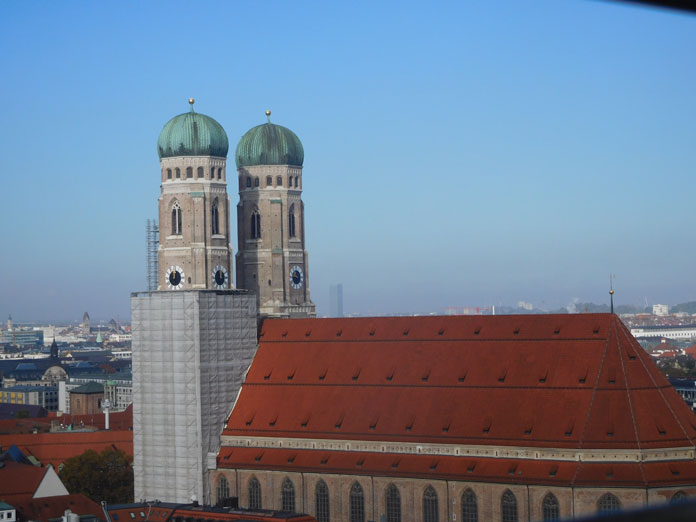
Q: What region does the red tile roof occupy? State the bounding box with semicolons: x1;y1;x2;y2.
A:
0;461;49;501
222;314;696;452
0;429;133;468
11;493;103;521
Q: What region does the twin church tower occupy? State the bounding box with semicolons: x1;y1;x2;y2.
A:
156;99;314;317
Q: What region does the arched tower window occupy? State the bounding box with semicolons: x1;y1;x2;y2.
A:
501;490;518;522
218;168;222;179
294;176;298;187
349;482;364;522
216;476;229;504
597;493;621;514
211;200;219;235
542;493;559;521
423;486;438;522
386;484;401;522
266;176;272;187
246;177;252;188
461;489;477;522
186;166;193;178
175;167;181;178
250;209;261;240
197;166;203;179
315;480;330;522
281;477;295;512
277;176;283;186
671;491;688;504
248;477;262;509
167;168;172;179
254;177;260;187
211;167;215;179
289;204;296;238
171;201;182;235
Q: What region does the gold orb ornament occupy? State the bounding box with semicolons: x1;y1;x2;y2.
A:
609;290;615;295
189;98;195;105
265;110;271;116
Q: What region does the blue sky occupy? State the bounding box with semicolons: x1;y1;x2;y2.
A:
1;1;694;322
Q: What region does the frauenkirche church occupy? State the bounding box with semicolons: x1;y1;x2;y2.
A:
132;101;696;522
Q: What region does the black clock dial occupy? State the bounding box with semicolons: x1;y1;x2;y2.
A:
215;270;226;286
292;270;301;285
169;270;182;286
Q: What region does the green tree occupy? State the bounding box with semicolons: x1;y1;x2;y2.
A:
59;447;134;504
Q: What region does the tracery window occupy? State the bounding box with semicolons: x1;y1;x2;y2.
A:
216;476;229;504
281;478;295;512
288;204;296;238
386;484;401;522
267;176;272;187
315;480;330;522
211;200;219;235
254;177;260;187
461;489;477;522
597;493;621;514
248;477;262;509
501;490;518;522
542;493;559;521
250;209;261;239
197;166;203;178
171;201;182;235
246;177;251;188
349;482;365;522
186;166;193;178
175;167;181;178
167;168;172;179
277;176;283;186
423;486;438;522
671;491;688;504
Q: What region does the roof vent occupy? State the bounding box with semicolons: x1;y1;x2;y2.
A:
608;367;616;385
403;328;409;336
245;414;255;427
497;369;507;383
593;326;600;334
269;415;277;427
356;458;364;468
287;455;296;463
430;461;438;470
539;370;548;384
369;329;376;336
287;369;296;380
438;328;445;336
334;414;343;430
264;370;272;380
301;415;309;428
474;327;481;335
508;464;517;475
549;465;558;477
391;459;400;469
483;417;492;434
442;420;450;433
565;419;574;437
467;463;476;473
422;369;430;382
578;369;588;384
606;468;613;478
553;327;561;335
336;329;342;337
513;327;520;335
352;368;361;381
458;372;467;383
305;330;311;337
281;331;288;338
319;369;327;381
670;466;680;476
386;368;395;381
405;418;414;432
254;453;264;462
369;417;379;430
321;456;329;465
656;421;666;436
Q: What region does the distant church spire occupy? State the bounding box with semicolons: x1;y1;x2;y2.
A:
609;274;615;314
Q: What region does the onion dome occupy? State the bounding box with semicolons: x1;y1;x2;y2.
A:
157;99;229;159
235;110;304;168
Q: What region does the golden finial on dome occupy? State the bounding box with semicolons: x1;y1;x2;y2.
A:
189;98;195;112
265;109;271;123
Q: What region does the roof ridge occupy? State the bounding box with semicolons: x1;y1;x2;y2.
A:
613;317;647;485
615;318;696;446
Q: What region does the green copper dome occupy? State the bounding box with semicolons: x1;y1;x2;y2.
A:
235;113;304;168
157;101;229;159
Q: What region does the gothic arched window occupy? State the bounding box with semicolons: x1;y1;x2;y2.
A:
542;493;559;521
246;177;252;188
254;177;260;187
171;201;182;235
186;166;193;178
248;477;262;509
277;176;283;186
167;168;172;179
386;484;401;522
423;486;438;522
281;478;295;512
216;476;229;504
315;480;330;522
266;176;272;187
218;168;222;179
211;200;219;235
597;493;621;514
349;482;365;522
250;209;261;239
461;489;477;522
197;166;203;179
501;490;518;522
294;176;299;187
175;167;181;178
671;491;688;504
211;167;215;179
288;204;296;238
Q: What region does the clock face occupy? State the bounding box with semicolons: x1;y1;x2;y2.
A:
289;265;304;289
212;265;228;290
166;265;185;290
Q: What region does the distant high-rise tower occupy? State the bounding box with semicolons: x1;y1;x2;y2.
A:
235;111;315;318
145;219;159;291
330;283;344;317
81;312;90;334
132;100;258;505
6;314;12;332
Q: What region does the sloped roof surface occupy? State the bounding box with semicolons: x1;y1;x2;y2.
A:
11;493;103;521
223;314;696;450
71;381;104;394
0;461;48;501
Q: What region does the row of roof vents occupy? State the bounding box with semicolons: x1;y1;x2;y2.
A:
265;326;604;339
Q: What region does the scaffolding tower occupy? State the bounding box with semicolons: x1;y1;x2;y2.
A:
146;219;159;291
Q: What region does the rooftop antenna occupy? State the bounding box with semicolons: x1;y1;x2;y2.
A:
609;274;615;314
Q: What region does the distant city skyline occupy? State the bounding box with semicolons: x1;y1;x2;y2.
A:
1;1;695;322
